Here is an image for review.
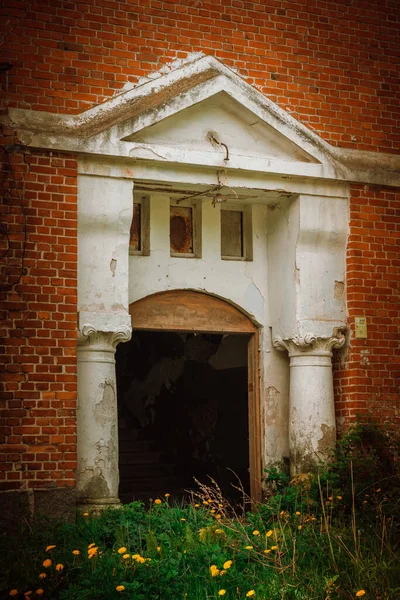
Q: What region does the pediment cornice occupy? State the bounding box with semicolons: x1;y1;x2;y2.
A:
7;55;400;187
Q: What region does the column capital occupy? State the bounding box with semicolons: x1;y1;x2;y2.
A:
78;324;132;352
273;328;346;359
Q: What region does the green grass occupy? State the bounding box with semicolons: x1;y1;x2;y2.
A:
1;421;399;600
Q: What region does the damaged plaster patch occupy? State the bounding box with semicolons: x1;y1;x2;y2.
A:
110;258;117;277
334;280;344;299
318;423;336;454
95;380;116;425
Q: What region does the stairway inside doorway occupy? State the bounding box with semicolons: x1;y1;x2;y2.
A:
116;330;250;503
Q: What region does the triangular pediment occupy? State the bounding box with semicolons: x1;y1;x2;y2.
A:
121;91;318;163
8;54;400;186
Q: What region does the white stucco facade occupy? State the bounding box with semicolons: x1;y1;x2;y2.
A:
8;55;400;508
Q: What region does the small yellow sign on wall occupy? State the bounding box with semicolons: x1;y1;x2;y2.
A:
355;316;367;338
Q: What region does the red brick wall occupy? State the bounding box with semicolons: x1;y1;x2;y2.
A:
0;0;399;494
0;0;399;152
334;185;400;428
0;128;78;491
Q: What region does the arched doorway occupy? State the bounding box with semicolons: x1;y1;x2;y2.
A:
116;290;261;503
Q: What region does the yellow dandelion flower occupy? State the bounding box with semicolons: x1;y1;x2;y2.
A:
375;488;381;493
72;550;80;555
295;511;301;515
219;503;223;508
9;591;18;597
116;585;125;592
180;518;186;521
36;591;44;597
203;501;208;505
215;514;222;520
88;547;98;559
266;530;273;537
223;560;232;570
245;545;253;550
132;554;145;563
298;525;302;530
252;530;260;536
154;499;162;505
55;564;64;572
42;559;52;568
210;564;220;577
83;512;89;517
157;547;161;552
88;543;96;549
264;549;271;554
246;591;255;597
218;591;226;596
165;493;170;497
355;592;366;598
219;570;226;576
38;574;46;580
328;496;333;501
215;529;223;534
271;545;278;550
337;496;342;500
194;503;200;508
123;554;130;559
118;547;127;554
211;509;215;513
45;545;56;552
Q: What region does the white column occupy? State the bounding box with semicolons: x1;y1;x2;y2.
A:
273;330;346;474
77;324;131;510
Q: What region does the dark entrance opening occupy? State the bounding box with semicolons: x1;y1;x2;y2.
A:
116;330;249;503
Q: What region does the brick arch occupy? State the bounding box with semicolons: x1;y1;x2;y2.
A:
129;289;261;502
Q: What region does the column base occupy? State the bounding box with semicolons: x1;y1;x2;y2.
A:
78;497;121;515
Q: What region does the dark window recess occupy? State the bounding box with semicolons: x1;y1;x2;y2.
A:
170;206;193;254
221;210;243;258
130;203;141;252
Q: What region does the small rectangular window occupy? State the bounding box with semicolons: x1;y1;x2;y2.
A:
221;205;252;261
130;195;150;256
170;200;201;258
221;209;243;258
130;202;142;252
170;205;193;254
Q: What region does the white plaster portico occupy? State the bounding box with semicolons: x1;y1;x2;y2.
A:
8;54;400;507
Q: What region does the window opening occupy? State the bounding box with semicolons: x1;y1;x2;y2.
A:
221;205;252;260
130;195;150;256
170;200;201;258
